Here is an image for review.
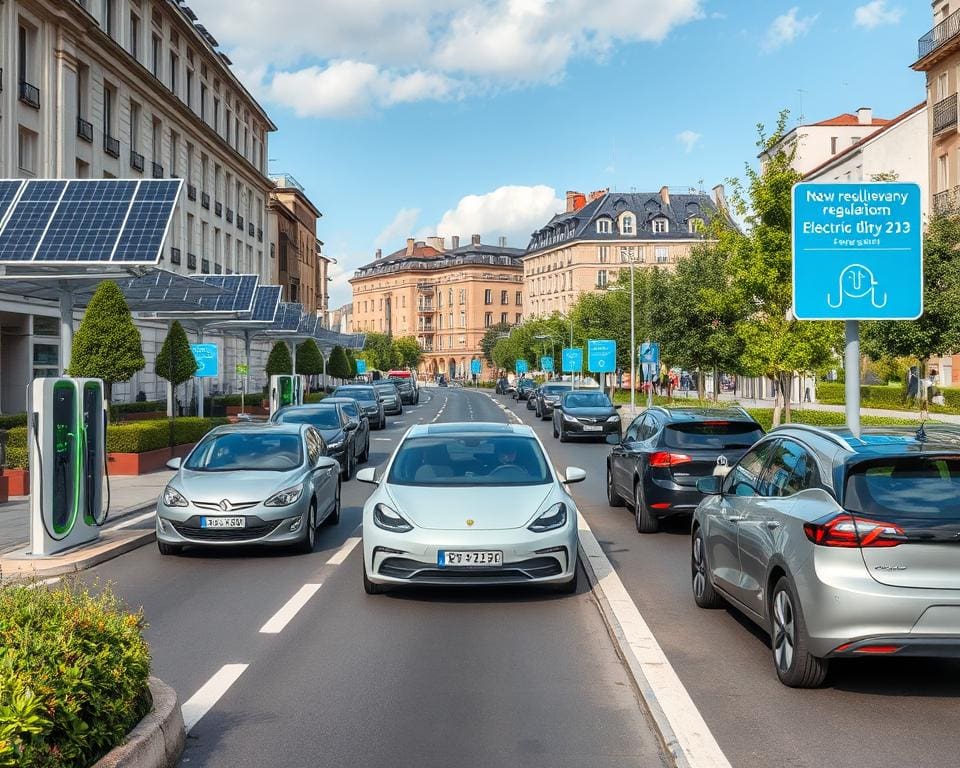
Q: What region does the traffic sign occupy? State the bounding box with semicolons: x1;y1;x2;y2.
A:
587;339;616;373
516;360;529;374
235;363;249;376
356;359;367;374
792;182;922;320
639;342;659;364
540;356;554;372
471;359;482;375
562;347;583;373
191;343;219;378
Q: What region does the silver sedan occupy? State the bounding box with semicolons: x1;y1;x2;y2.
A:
156;423;341;555
358;422;584;594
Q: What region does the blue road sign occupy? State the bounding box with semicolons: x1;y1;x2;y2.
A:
562;347;583;373
516;360;528;374
191;343;219;378
587;339;616;373
356;359;367;374
471;359;482;375
639;342;660;364
540;356;554;372
792;182;922;320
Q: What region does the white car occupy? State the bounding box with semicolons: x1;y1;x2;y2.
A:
357;422;585;594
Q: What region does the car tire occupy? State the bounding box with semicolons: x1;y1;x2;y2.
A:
326;482;341;526
363;557;387;595
553;422;559;439
294;502;317;554
415;393;420;405
157;541;182;556
634;481;660;533
606;464;625;507
341;451;353;481
360;440;370;463
555;569;578;594
770;576;829;688
691;527;724;608
559;427;569;442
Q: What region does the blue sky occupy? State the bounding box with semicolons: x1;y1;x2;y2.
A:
189;0;931;307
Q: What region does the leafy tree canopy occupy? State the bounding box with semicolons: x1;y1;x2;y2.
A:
265;341;292;377
155;320;198;387
296;338;324;376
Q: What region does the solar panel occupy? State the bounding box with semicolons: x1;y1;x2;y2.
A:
0;181;66;261
112;180;181;263
195;274;258;313
0;180;24;226
297;313;318;336
249;286;281;322
278;303;304;331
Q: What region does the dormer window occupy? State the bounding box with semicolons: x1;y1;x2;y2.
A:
620;213;635;236
652;217;669;234
596;217;612;234
688;217;704;234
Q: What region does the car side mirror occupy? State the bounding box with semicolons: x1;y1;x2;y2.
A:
563;467;587;484
166;457;182;470
696;476;722;495
356;467;379;485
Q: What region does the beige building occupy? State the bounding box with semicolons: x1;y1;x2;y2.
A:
269;174;327;316
350;236;524;380
523;187;725;317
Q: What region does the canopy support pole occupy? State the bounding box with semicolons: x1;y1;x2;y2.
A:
58;286;74;375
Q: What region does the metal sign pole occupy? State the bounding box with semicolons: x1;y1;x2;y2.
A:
845;320;861;438
58;287;74;376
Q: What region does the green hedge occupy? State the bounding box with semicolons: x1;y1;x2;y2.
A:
304;392;326;404
113;400;166;414
816;382;908;408
746;408;923;432
0;581;151;767
0;414;27;429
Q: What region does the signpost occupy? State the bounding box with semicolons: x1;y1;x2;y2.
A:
470;358;481;386
516;359;528;375
540;356;554;373
587;340;616;372
792;182;922;437
639;342;660;408
562;348;583;389
236;362;249;414
356;359;368;375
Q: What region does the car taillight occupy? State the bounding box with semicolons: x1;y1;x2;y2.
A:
649;451;693;468
803;514;906;548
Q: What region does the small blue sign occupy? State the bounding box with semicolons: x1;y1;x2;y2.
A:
792;182;922;320
587;339;617;373
639;342;660;365
190;343;219;378
471;359;482;375
356;359;368;374
540;356;554;372
562;347;583;373
516;360;529;374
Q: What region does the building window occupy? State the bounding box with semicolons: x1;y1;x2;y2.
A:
938;153;949;192
129;101;140;151
652;217;669;234
214;98;221;133
103;0;115;37
459;289;466;305
17;127;37;175
655;247;669;263
596;270;608;288
170;131;179;176
688;217;703;234
129;12;140;59
186;69;193;108
500;290;508;305
596;218;612;234
484;289;493;304
169;52;178;94
459;311;466;327
200;84;207;122
619;246;637;263
484;312;493;327
620;213;635;235
598;245;608;263
500;312;508;324
103;83;116;134
516;313;522;323
830;136;838;155
151;34;161;78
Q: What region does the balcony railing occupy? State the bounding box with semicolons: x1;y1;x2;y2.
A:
187;252;197;270
77;117;94;143
237;214;245;230
226;208;234;223
934;185;960;217
130;151;145;172
935;93;958;136
170;247;182;265
215;201;223;217
919;8;960;60
187;184;197;201
201;192;211;209
248;222;255;237
18;80;40;108
151;162;164;178
103;132;120;158
201;258;210;274
417;303;435;312
215;263;223;274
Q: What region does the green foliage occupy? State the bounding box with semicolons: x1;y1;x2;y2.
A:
481;323;513;366
304;392;327;404
113;400;167;415
0;414;27;430
362;332;399;370
392;336;422;369
265;341;292;377
328;346;351;379
295;339;324;376
345;349;358;377
0;581;151;767
105;418;227;453
745;408;924;432
154;321;197;387
67;282;145;402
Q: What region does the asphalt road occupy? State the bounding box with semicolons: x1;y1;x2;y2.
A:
83;387;666;768
497;389;960;768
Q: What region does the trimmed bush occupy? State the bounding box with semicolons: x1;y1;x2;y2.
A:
304;392;327;404
746;408;923;432
4;447;28;470
0;581;151;767
0;414;27;430
106;418;228;454
816;382;907;408
114;400;166;414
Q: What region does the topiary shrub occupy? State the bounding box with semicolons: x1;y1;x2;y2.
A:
0;581;151;767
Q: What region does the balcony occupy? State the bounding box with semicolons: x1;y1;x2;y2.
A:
18;80;40;108
226;208;234;223
417;302;435;312
201;192;211;209
257;227;263;242
170;247;182;265
77;117;94;143
187;184;197;201
103;132;120;158
237;214;244;231
215;263;223;274
201;258;210;274
187;252;197;270
215;201;223;217
151;162;164;178
918;8;960;61
417;324;436;333
248;222;255;237
130;151;145;172
934;185;960;217
935;93;958;136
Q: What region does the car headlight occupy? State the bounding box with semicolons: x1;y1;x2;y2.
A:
606;415;621;423
529;502;567;532
162;485;188;507
327;439;345;450
563;412;579;423
373;503;413;533
264;484;304;507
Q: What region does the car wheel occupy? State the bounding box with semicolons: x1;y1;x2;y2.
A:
691;527;724;608
553;422;559;439
555;569;578;594
415;393;420;404
606;464;625;507
398;405;403;415
770;577;828;688
295;502;317;554
157;541;182;556
634;481;659;533
326;482;341;526
363;557;387;595
360;439;370;463
341;451;353;481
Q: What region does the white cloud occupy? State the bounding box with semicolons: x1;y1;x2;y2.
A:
433;185;564;247
761;7;818;53
375;208;422;249
676;129;702;153
853;1;904;29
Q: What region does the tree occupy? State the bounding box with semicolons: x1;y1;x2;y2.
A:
296;339;324;393
265;341;292;377
481;322;512;366
155;321;198;412
345;349;358;377
68;281;145;405
328;345;351;380
363;332;399;370
392;335;422;369
492;336;520;372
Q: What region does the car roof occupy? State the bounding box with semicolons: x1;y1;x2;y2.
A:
333;384;374;390
774;423;960;456
405;422;536;438
650;406;757;423
212;422;305;435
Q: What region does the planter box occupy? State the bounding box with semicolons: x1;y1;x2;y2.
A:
2;468;28;495
107;443;196;476
226;405;269;417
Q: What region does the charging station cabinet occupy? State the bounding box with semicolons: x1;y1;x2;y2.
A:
269;374;306;417
29;378;107;556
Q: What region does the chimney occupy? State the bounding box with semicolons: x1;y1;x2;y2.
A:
375;248;382;260
406;238;415;256
587;188;608;203
566;190;583;212
471;234;481;246
660;185;670;206
857;107;873;125
451;235;460;250
498;236;507;247
712;184;728;214
426;236;445;251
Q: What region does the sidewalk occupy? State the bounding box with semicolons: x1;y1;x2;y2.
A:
0;470;172;554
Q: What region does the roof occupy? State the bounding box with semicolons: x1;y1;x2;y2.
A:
774;424;960;454
810;113;892;127
653;406;757;422
211;422;303;435
352;239;524;280
407;422;533;437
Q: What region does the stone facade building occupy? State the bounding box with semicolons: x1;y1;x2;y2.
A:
269;174;328;317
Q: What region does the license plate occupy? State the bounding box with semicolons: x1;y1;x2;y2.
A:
201;517;245;529
438;550;503;567
583;425;603;431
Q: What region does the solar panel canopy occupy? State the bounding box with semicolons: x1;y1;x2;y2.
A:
0;179;180;265
195;274;258;313
249;286;282;322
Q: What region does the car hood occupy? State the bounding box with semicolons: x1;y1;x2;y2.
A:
563;407;617;418
319;428;346;445
384;484;554;530
177;469;304;505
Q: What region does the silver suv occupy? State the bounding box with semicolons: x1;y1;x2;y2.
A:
692;424;960;688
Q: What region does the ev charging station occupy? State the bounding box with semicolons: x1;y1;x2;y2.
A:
270;374;306;416
29;377;109;556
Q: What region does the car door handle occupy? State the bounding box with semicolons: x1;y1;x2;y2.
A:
726;516;745;523
766;520;781;530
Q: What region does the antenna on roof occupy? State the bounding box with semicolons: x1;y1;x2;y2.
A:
797;88;807;125
916;420;928;442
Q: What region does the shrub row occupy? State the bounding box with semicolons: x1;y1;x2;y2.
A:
745;408;922;432
304;392;326;404
0;413;27;429
817;381;960;414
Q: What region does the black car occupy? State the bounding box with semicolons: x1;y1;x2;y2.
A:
606;407;764;533
329;385;386;430
513;378;537;401
374;382;403;416
534;383;573;420
553;391;621;441
321;397;371;461
271;403;365;480
494;377;511;394
389;376;419;405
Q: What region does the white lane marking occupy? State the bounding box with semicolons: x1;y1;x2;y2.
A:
373;437;392;441
393;421;406;425
108;511;156;530
577;515;732;768
327;536;361;565
259;583;323;634
181;663;249;733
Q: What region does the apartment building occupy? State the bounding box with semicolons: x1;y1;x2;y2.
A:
350;236;524;380
269;174;327;316
0;0;277;410
523;187;723;317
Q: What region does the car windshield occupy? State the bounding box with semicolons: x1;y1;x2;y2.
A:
542;385;571;395
338;402;360;420
663;421;763;449
389;379;411;389
375;385;398;395
519;380;536;388
276;407;341;429
185;432;303;472
845;456;960;519
563;392;610;408
332;386;376;403
388;435;551;486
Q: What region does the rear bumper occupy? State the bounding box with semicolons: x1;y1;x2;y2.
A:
827;635;960;658
643;481;703;516
383;402;402;414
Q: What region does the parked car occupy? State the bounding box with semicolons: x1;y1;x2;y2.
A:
526;385;539;410
321;397;371;464
330;384;386;430
606;406;764;533
438;375;448;387
534;382;573;420
374;381;403;416
357;422;584;594
389;376;419;405
692;424;960;688
157;423;341;555
271;403;362;480
513;379;537;401
553;390;621;442
495;377;511;394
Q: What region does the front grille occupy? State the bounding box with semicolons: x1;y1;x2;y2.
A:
172;515;279;541
192;500;259;512
379;556;562;581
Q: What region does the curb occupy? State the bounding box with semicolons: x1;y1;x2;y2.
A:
0;529;156;582
93;677;185;768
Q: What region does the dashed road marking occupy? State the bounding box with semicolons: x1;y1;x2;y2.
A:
326;536;361;565
259;583;323;634
181;663;249;733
